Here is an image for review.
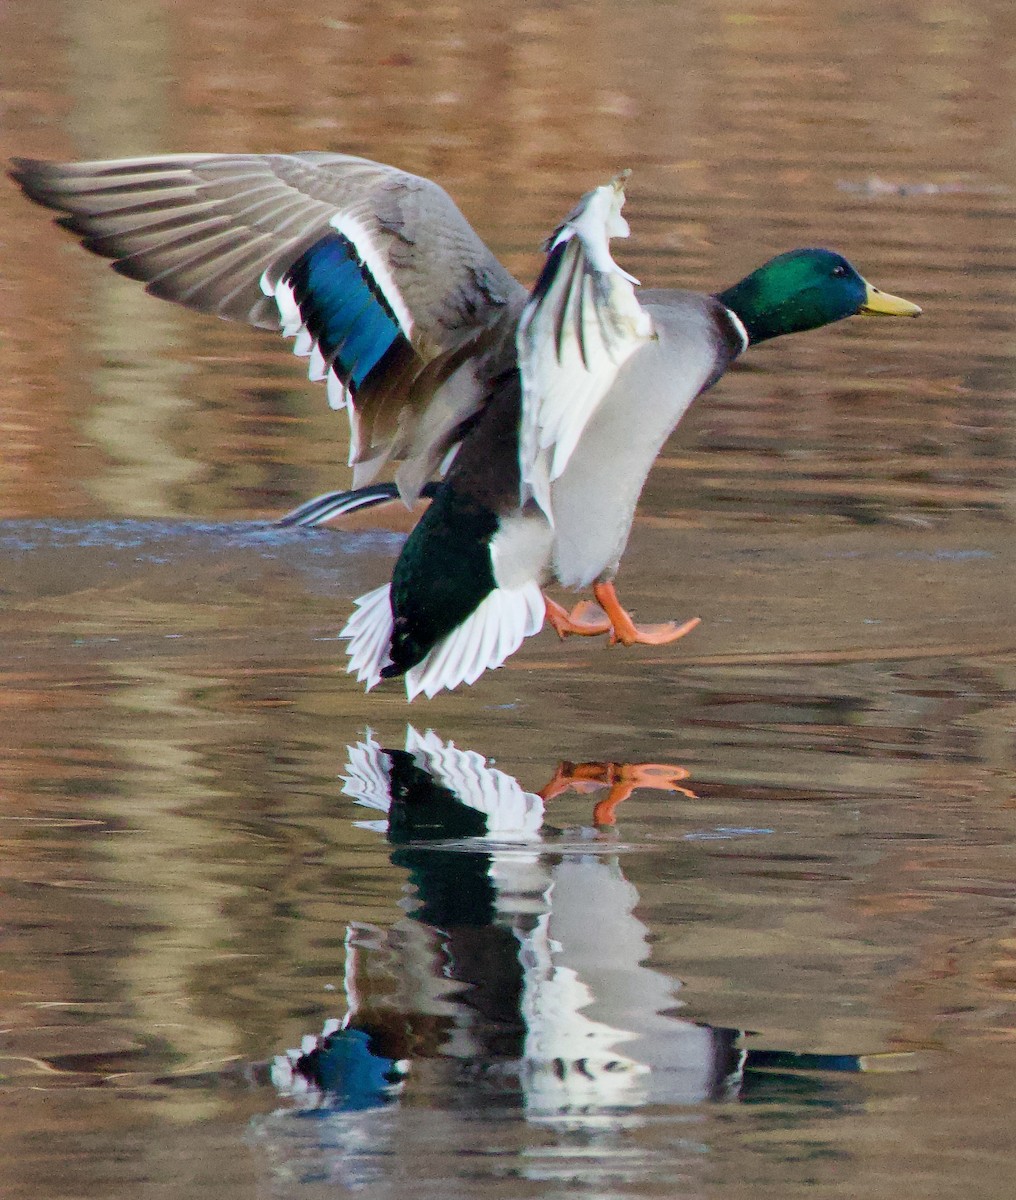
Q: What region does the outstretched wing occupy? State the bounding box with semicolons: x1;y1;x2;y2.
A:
9;152;526;494
516;170;655;519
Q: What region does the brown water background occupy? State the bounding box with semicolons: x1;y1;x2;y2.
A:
1;1;1015;1197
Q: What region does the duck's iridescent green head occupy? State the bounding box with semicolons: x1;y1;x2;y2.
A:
716;248;921;345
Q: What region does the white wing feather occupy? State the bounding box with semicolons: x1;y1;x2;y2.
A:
517;172;655;519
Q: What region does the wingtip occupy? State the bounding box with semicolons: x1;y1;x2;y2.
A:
7;157;59;205
8;155;44;177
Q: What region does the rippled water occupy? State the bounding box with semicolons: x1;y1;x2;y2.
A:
2;1;1016;1198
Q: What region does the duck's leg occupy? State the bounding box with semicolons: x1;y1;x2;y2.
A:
538;761;696;826
591;581;701;646
543;594;611;638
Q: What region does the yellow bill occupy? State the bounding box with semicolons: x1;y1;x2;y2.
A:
859;280;922;316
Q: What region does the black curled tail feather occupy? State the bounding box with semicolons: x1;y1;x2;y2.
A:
276;481;440;528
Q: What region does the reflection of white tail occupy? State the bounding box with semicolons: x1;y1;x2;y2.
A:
341;728;544;839
341;582;545;701
262;727;738;1142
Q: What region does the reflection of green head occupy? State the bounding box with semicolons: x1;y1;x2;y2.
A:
716;248;921;344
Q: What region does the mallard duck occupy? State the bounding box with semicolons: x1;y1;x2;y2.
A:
10;155;920;699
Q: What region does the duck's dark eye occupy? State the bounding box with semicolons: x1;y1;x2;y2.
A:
832;264;848;278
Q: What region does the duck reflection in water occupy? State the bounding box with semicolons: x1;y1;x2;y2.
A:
268;730;891;1122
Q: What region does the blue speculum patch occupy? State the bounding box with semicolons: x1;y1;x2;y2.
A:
285;232;411;393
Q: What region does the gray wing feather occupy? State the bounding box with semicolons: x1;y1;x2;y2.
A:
9;152;522;337
10;152;528;491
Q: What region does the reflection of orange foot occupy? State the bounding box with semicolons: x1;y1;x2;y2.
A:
544;595;612;639
538;761;696;826
592;581;700;647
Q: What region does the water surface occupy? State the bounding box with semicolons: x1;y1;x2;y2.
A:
1;2;1015;1198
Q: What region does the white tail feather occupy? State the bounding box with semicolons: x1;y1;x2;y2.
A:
405;583;545;700
341;583;395;690
341;582;546;700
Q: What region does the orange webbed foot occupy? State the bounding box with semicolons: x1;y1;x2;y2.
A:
608;616;702;646
591;581;700;647
538;760;696;826
591;763;697;825
543;595;612;639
